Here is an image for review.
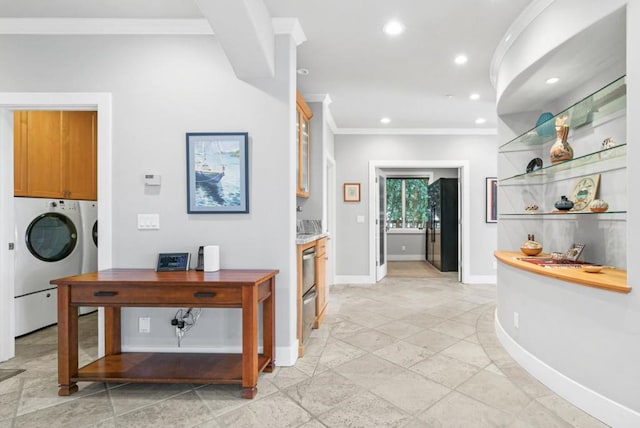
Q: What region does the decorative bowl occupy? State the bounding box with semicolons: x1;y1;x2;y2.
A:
589;199;608;213
581;265;603;273
521;247;542;256
550;252;566;262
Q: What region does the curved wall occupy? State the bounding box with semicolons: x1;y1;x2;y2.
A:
494;1;640;426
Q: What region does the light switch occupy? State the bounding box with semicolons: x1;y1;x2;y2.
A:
137;214;160;230
356;215;365;223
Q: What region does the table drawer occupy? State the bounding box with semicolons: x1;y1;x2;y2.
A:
70;285;242;306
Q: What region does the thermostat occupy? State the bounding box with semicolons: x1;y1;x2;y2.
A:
156;253;190;272
144;174;161;186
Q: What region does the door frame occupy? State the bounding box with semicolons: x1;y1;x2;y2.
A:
0;92;113;362
368;160;470;283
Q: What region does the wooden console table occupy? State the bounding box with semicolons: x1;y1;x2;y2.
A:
52;268;278;399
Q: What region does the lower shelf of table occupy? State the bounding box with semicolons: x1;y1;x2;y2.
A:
73;352;271;384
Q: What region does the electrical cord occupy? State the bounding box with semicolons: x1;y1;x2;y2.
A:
171;308;203;347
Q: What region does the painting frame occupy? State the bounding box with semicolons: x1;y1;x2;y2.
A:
186;132;249;214
343;183;361;202
486;177;498;223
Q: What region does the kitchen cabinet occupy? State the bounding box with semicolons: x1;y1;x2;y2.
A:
296;92;312;198
314;237;328;328
13;110;97;200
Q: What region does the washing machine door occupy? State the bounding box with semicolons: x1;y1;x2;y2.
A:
92;220;98;247
25;212;78;262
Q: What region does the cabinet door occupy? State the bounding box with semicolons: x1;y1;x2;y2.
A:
26;111;65;198
64;111;97;200
296;92;312;198
13;112;28;196
314;237;328;326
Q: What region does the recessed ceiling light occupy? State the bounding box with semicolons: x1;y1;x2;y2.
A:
380;117;391;124
445;94;454;99
297;68;309;76
469;93;480;100
454;54;468;65
383;20;405;36
475;118;487;125
546;77;560;84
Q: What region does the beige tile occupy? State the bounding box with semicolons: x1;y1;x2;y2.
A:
294;354;321;376
269;366;310;389
318;391;411;428
283;370;363;416
458;370;532;414
451;310;483;326
220;392;312;428
0;390;20;421
13;391;113;428
370;370;451;415
417;391;515;427
404;329;460;353
17;374;106;416
400;313;446;330
315;338;367;372
430;320;477;339
500;364;552;398
333;354;406;390
441;340;492;368
113;390;213;427
536;395;608;428
342;328;398;352
374;341;434;368
410;353;481;389
512;400;574;428
375;320;424;339
108;382;192;415
329;319;368;340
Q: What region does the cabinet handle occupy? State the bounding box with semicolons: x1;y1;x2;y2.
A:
94;291;117;297
193;292;216;298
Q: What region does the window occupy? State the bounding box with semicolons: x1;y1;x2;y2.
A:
386;177;429;229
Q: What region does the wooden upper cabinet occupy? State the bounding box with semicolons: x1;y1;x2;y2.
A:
13;110;97;200
296;92;312;198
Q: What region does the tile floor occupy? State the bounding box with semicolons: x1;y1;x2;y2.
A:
0;275;609;427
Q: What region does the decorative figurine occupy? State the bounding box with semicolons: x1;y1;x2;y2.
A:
549;115;573;164
525;204;539;212
589;199;609;212
601;137;616;150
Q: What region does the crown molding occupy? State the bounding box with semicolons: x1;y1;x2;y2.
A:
335;128;497;136
0;18;214;35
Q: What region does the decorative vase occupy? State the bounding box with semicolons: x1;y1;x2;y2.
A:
521;234;542;256
589;199;609;212
549;115;573;164
554;195;574;211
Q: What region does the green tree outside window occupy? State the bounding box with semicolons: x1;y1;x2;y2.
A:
386;178;429;229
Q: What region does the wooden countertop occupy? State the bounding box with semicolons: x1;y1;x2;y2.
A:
494;251;631;294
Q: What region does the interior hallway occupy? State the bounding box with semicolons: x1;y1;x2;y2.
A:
0;276;607;427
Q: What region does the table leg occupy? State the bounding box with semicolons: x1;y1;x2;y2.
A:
57;284;78;396
263;277;275;372
104;307;121;355
241;284;259;399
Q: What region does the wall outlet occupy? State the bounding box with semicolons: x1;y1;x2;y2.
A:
401;245;406;251
492;260;497;270
513;312;519;329
138;316;151;333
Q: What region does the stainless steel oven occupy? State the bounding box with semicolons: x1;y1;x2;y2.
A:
301;247;316;344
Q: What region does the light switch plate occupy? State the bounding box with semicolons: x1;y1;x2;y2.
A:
356;215;365;223
137;214;160;230
139;317;151;333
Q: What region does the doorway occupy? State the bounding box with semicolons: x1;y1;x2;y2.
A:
0;92;113;362
369;160;469;283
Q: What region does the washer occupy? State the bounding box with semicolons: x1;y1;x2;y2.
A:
14;198;82;336
78;200;98;315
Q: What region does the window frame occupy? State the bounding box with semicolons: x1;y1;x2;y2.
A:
385;172;433;231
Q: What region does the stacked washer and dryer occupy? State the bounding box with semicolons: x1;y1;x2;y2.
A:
14;198;98;336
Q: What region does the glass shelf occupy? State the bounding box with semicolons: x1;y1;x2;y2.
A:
499;211;626;218
500;144;626;185
499;76;626;153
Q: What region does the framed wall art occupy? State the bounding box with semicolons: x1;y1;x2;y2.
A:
186;132;249;213
486;177;498;223
343;183;361;202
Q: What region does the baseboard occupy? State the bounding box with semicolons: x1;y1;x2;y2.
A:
387;255;425;261
334;275;375;285
465;274;496;284
495;312;640;428
123;343;298;367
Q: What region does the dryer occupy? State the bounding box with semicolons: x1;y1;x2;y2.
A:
14;198;82;336
78;200;98;315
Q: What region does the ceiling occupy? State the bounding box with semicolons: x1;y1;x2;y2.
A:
0;0;533;130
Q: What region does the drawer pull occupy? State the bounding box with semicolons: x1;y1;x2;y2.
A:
194;292;216;298
94;291;117;297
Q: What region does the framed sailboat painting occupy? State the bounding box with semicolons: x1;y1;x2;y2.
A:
186;132;249;213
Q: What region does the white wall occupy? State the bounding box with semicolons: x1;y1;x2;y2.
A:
0;34;299;363
334;134;498;280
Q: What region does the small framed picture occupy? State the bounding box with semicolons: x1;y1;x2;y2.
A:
565;243;585;262
485;177;498;223
343;183;361;202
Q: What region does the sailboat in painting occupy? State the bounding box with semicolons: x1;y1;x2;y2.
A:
195;143;225;185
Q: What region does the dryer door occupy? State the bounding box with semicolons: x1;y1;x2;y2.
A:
25;213;78;262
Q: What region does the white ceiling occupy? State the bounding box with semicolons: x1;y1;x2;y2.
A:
0;0;533;130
